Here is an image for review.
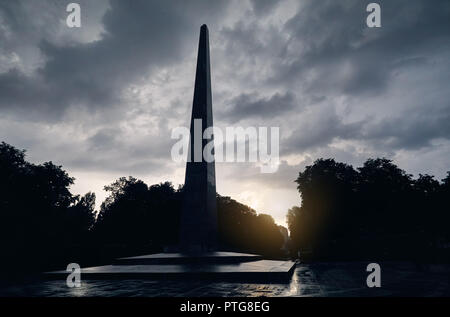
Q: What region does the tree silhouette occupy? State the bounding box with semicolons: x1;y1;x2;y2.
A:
289;157;450;261
0;142;95;276
4;139;449;276
93;177;181;250
66;192;96;239
291;159;358;258
217;195;284;257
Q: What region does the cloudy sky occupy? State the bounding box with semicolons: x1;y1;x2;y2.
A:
1;0;449;226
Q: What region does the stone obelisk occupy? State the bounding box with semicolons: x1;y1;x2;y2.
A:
48;25;296;284
180;25;218;252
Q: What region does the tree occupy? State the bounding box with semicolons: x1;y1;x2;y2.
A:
287;206;308;255
217;195;284;257
93;177;181;247
0;142;94;274
293;158;359;257
66;192;96;238
290;156;450;261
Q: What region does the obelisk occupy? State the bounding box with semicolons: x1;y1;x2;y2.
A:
180;25;218;252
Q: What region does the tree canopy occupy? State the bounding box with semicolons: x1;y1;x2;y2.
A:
0;141;286;277
288;158;450;261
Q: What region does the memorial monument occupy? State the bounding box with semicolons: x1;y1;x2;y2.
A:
180;24;218;252
47;25;295;282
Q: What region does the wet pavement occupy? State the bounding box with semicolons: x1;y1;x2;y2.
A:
1;262;449;297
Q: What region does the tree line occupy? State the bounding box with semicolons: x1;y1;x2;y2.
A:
287;158;450;262
0;142;284;278
2;141;449;280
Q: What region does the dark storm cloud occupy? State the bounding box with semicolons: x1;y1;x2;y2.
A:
68;125;180;174
250;0;280;16
232;159;310;190
0;69;54;113
220;91;297;122
277;0;450;95
0;0;228;121
282;109;365;155
363;103;450;150
212;0;450;156
255;0;450;154
66;153;167;175
87;127;121;150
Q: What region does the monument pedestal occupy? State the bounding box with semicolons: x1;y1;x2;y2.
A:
113;251;262;265
47;252;296;282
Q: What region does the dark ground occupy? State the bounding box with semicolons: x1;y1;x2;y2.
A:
1;262;449;297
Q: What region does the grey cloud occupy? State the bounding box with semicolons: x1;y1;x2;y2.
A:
240;159;310;190
87;128;121;150
68;127;179;175
0;0;229;121
66;154;168;175
220;21;265;56
282;109;365;155
363;104;450;150
220;91;297;122
250;0;280;16
275;0;450;95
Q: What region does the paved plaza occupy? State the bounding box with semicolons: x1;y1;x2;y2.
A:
2;262;449;297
